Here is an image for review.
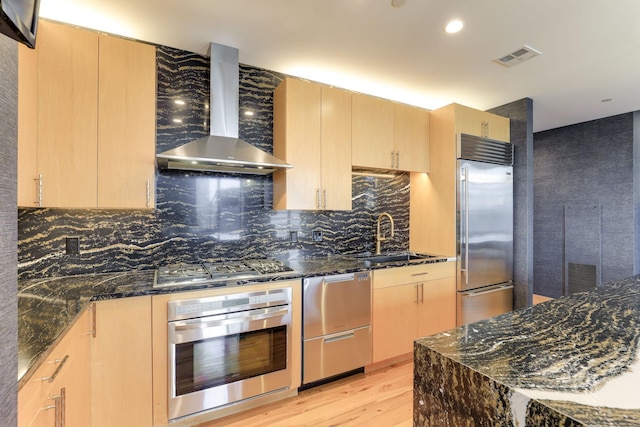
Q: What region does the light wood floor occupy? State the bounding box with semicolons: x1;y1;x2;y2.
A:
533;294;554;305
196;361;414;427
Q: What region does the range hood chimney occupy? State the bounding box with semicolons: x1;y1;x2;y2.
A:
156;43;292;174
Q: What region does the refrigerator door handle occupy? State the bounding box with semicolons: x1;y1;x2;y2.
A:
461;166;470;286
463;284;514;298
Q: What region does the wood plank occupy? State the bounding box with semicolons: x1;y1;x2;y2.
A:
196;361;413;427
97;34;156;208
17;43;39;207
36;21;99;208
321;85;352;210
351;93;394;170
533;294;554;305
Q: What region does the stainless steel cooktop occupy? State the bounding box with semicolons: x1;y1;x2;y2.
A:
154;259;295;287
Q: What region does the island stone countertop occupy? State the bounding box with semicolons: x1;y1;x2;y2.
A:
413;275;640;427
18;254;452;387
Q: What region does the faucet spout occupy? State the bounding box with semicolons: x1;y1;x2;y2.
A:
375;212;395;255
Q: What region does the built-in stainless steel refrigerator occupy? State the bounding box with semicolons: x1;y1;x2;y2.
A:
456;133;514;326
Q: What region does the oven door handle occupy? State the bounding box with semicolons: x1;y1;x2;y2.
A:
173;306;289;332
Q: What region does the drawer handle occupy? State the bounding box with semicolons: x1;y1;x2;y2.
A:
324;332;355;344
41;355;69;383
323;273;356;284
411;272;429;277
463;284;514;298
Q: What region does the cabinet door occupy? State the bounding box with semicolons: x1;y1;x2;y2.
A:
454;103;487;138
372;284;418;363
273;78;322;210
454;104;510;142
18;309;92;427
484;112;510;142
36;21;99;208
91;297;152;427
351;93;394;169
417;277;456;338
17;43;39;207
97;35;156;209
393;103;429;173
321;86;352;210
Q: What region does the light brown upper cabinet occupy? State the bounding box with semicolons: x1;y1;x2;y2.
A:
410;103;510;256
453;102;510;142
351;92;429;173
393;102;430;172
17;20;156;209
273;78;352;211
97;34;156;209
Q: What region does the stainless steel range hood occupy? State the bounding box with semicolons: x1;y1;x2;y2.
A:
157;43;292;175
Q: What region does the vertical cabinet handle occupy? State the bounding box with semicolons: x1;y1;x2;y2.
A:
91;302;96;337
420;283;424;303
44;387;65;427
34;174;43;206
84;303;96;337
323;189;327;209
145;179;151;208
415;283;419;304
316;189;321;209
481;121;490;137
390;151;395;168
396;152;400;169
57;387;66;427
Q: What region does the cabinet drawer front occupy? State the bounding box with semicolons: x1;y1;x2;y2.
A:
303;326;371;384
373;262;455;288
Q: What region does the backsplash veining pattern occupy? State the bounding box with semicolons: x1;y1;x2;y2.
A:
17;45;410;280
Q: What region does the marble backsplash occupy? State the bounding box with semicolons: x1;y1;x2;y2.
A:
17;45;411;280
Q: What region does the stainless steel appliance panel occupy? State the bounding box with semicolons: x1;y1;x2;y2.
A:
167;289;292;420
457;283;514;326
303;272;371;339
302;326;371;384
457;159;513;292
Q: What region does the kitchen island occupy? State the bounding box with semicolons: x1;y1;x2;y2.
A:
414;275;640;426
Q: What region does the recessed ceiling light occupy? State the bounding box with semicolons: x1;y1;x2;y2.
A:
391;0;406;7
445;20;464;34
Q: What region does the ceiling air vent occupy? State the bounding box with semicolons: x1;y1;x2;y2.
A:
494;45;541;68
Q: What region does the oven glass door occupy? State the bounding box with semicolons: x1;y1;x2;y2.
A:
175;324;287;395
168;305;291;419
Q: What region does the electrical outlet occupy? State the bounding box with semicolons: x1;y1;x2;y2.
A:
289;231;298;243
65;237;80;255
312;230;323;242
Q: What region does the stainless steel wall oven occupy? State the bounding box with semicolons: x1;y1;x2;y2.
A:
167;288;292;421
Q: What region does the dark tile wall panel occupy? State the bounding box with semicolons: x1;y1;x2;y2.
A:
0;36;18;427
17;45;410;279
489;98;534;309
533;113;636;298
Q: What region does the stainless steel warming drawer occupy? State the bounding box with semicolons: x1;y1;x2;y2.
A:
302;272;372;385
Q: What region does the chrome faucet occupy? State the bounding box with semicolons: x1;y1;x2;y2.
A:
375;212;395;255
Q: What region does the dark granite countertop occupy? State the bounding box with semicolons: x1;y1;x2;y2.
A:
18;254;452;388
414;275;640;427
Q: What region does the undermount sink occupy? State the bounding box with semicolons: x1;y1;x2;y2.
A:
357;252;438;265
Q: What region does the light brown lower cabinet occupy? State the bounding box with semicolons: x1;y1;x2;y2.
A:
372;262;456;363
18;296;153;427
18;309;92;427
91;296;153;427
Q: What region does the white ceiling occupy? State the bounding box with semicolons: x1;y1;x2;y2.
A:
40;0;640;132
